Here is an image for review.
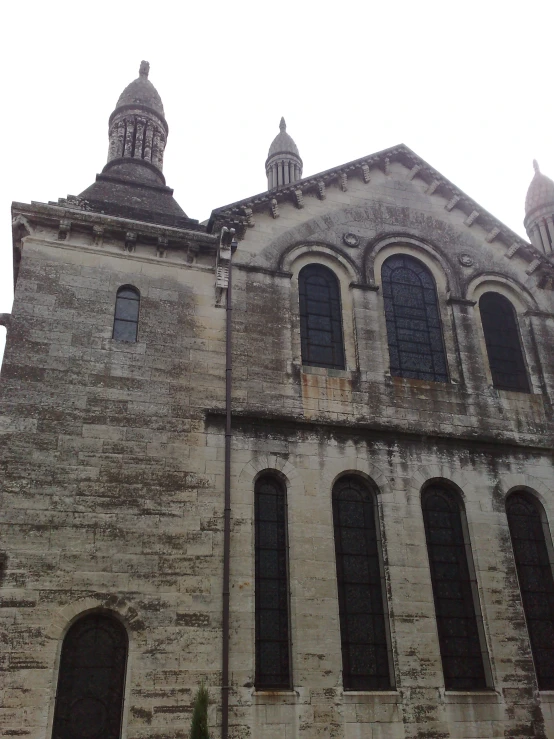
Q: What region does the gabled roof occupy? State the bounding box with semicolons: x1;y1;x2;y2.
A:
209;143;554;287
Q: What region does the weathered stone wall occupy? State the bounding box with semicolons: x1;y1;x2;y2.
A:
2;158;554;739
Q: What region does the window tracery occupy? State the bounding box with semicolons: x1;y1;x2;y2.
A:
52;613;128;739
299;264;345;369
332;476;392;690
382;254;448;382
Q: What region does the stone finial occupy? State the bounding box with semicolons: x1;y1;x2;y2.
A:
139;60;150;78
279;117;286;132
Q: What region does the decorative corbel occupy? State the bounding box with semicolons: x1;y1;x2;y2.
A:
464;210;479;227
526;259;541;275
270;199;280;219
58;219;71;241
317;180;326;200
384;158;391;175
361;164;371;183
485;227;500;244
124;231;137;252
445;195;460;212
187;242;199;264
407;164;422;181
293;189;304;209
215;227;236;305
157;236;168;258
426;179;440;195
505;243;521;259
241;206;255;228
339;173;348;192
92;225;104;247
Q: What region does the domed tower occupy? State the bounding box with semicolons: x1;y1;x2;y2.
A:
266;118;302;190
79;62;191;226
524;160;554;255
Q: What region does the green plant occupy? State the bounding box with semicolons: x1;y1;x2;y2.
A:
190;683;210;739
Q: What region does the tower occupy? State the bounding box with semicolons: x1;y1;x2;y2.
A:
524;160;554;254
265;117;302;189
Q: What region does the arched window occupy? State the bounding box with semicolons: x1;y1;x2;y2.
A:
52;612;128;739
422;484;490;690
479;292;529;392
382;255;448;382
299;264;345;369
332;476;393;690
112;285;140;342
506;492;554;689
255;475;291;688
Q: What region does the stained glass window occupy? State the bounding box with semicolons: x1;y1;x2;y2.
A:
506;492;554;690
422;485;489;690
382;255;448;382
333;476;392;690
479;292;529;392
52;613;128;739
113;285;140;342
299;264;345;369
255;475;291;688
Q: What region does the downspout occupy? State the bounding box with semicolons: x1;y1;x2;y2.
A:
222;234;238;739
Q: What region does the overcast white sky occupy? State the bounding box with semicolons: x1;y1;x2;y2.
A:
1;0;553;363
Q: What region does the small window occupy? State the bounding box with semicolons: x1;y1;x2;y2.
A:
382;254;448;382
506;492;554;689
255;475;291;688
479;292;529;392
332;476;393;690
422;484;490;690
52;612;128;739
299;264;345;369
113;286;140;342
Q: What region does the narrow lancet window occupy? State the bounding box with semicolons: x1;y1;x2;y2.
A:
382;254;448;382
113;285;140;342
332;476;392;690
422;484;490;690
52;613;128;739
299;264;345;369
479;292;529;392
506;492;554;689
255;475;291;688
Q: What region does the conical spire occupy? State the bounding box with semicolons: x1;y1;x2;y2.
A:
105;61;169;185
265;117;302;190
524;160;554;255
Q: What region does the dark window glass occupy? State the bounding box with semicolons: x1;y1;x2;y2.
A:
479;292;529;392
113;285;140;342
382;255;448;382
255;475;291;688
52;613;128;739
299;264;345;369
333;476;392;690
422;485;488;690
506;492;554;690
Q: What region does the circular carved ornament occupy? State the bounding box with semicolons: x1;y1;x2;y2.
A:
343;233;360;248
458;253;474;267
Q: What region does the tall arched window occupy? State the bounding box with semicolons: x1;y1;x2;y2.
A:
255;474;291;688
332;476;393;690
52;612;128;739
479;292;529;392
113;285;140;342
299;264;345;369
382;254;448;382
506;492;554;689
422;484;490;690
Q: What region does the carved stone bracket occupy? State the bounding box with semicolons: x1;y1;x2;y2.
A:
241;206;255;227
157;236;168;258
505;243;520;259
124;231;137;252
187;242;199;264
58;219;71;241
215;227;236;305
426;179;440;195
317;180;326;200
339;173;348;192
92;225;104;247
361;164;371;183
464;210;479;227
485;227;500;243
445;195;460;212
270;199;280;219
407;164;422;181
526;259;541;275
294;189;304;209
384;158;391;175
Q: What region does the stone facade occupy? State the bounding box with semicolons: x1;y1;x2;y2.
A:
3;65;554;739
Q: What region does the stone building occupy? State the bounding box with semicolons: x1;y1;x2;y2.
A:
4;61;554;739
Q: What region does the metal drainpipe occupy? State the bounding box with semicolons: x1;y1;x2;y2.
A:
222;236;237;739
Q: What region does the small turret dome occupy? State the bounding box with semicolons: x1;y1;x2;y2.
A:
525;160;554;215
268;117;300;158
265;117;303;190
115;61;165;117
